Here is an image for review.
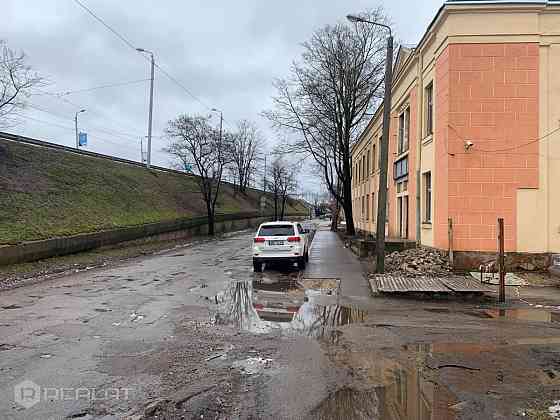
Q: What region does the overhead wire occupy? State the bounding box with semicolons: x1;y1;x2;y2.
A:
17;115;132;150
71;0;236;129
36;78;150;97
27;102;142;141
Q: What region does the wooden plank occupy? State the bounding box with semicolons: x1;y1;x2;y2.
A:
374;275;449;293
440;277;494;293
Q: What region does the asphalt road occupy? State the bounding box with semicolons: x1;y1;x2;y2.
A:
3;223;560;419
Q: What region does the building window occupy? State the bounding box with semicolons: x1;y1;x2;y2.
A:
361;196;365;219
366;195;369;220
372;144;376;172
367;149;370;175
358;160;362;182
424;171;432;222
398;106;410;155
362;155;366;182
394;156;408;181
425;83;433;136
371;192;375;222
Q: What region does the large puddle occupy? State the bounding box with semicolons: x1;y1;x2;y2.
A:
309;351;458;420
211;275;367;340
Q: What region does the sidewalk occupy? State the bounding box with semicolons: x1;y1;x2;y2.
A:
305;226;370;297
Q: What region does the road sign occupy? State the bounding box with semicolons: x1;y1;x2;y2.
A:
78;132;87;147
184;163;193;172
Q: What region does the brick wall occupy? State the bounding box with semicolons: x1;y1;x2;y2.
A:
444;43;539;252
434;47;451;249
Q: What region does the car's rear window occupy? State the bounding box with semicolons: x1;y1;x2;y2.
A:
258;225;295;236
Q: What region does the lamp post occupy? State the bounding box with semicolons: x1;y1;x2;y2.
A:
136;48;155;168
75;109;86;149
211;108;225;180
347;14;393;273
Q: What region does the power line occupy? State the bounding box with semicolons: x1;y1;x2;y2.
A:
72;0;217;113
27;102;141;140
73;0;137;51
37;78;150;97
34;89;145;138
448;123;560;154
18;115;132;150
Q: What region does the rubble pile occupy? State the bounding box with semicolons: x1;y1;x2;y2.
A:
382;247;452;277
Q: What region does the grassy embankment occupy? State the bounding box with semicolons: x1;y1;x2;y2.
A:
0;139;306;245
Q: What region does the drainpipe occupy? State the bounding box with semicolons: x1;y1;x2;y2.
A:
416;51;424;246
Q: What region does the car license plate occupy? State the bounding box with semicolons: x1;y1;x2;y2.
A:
268;240;284;246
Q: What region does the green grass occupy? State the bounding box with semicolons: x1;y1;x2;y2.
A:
0;140;306;244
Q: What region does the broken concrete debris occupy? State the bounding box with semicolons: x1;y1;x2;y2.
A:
377;247;452;277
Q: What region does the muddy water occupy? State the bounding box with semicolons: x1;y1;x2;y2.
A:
310;350;458;420
211;276;367;341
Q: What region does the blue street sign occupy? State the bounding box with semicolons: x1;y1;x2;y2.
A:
78;132;87;147
184;163;193;172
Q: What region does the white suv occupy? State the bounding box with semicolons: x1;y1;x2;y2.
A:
252;221;310;272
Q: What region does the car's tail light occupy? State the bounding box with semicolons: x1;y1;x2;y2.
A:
253;303;264;309
287;236;301;242
254;237;265;243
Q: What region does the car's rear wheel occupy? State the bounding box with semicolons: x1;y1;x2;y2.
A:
297;258;306;270
253;260;263;272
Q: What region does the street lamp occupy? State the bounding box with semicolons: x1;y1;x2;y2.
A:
211;108;225;179
136;47;155;168
347;14;393;274
75;109;86;149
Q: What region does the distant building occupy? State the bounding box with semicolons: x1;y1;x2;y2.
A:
351;0;560;259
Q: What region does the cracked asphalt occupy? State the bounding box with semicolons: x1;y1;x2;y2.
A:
2;222;560;419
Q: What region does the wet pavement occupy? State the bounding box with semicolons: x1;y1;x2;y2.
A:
1;222;560;419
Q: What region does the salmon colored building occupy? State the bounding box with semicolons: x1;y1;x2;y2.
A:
351;0;560;260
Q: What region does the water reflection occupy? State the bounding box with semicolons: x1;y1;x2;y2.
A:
212;278;367;340
310;356;457;420
484;308;560;323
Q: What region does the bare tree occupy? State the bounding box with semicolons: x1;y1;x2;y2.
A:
165;115;231;236
0;41;43;127
230;120;263;194
263;10;388;235
267;157;297;220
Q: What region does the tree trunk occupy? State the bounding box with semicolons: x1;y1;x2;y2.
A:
280;196;287;220
342;192;355;236
330;200;340;231
274;194;278;220
207;201;215;236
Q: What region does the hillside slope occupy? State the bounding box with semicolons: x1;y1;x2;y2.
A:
0;139;306;245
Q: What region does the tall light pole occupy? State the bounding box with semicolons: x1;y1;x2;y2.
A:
211;108;224;179
136;48;155;168
75;109;86;149
347;14;393;273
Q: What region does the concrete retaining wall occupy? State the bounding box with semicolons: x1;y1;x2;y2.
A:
0;212;306;266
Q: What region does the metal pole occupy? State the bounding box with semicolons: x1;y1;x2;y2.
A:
140;136;144;163
263;154;267;192
448;217;454;267
75;112;79;149
498;218;505;303
375;34;394;274
147;53;155;168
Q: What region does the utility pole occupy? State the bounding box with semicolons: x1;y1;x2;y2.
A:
347;14;393;273
74;109;86;149
136;48;155;168
263;154;267;192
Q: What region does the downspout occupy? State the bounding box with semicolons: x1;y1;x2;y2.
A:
416;51;424;246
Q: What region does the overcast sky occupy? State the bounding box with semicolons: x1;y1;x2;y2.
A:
4;0;442;193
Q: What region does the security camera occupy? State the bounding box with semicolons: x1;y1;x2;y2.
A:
464;140;474;151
